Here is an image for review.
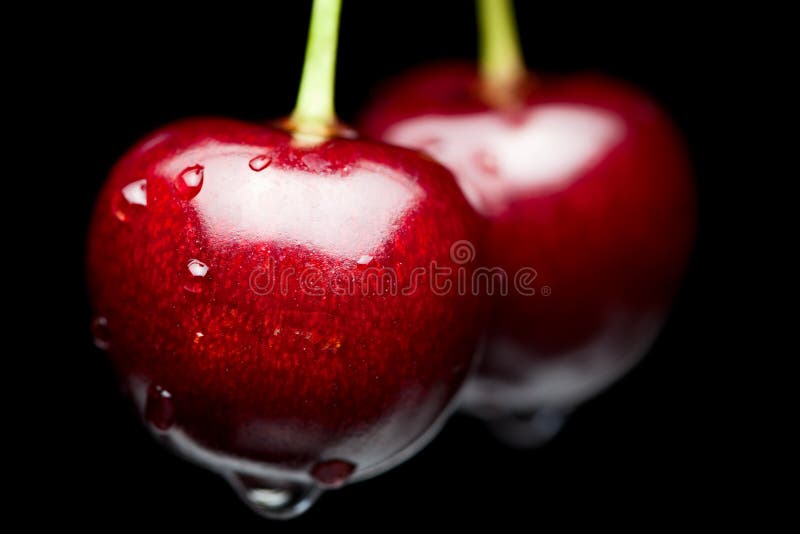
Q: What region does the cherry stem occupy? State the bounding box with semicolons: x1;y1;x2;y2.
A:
477;0;526;96
290;0;343;136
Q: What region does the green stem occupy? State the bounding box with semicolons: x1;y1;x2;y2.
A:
477;0;525;93
290;0;343;135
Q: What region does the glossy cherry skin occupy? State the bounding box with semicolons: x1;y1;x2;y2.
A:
361;63;695;434
87;118;483;514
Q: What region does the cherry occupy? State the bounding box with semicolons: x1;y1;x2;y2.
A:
360;0;695;445
87;0;483;518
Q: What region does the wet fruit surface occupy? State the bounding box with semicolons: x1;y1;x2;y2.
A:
87;118;483;512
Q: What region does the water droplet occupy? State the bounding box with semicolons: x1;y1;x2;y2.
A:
91;316;110;349
184;258;209;293
311;459;356;488
473;149;499;177
193;331;205;343
187;259;209;277
249;154;272;171
113;179;147;221
145;384;175;431
175;165;204;200
356;255;374;269
249;487;291;508
227;473;322;519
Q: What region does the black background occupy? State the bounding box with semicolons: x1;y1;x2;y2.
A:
41;1;739;528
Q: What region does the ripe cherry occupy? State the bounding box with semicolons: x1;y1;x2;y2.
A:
360;0;695;445
88;0;483;517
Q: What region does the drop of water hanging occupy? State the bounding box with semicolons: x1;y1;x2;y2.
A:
227;472;322;519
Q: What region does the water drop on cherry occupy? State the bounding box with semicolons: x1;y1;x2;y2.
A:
356;255;375;269
249;154;272;171
175;165;204;200
112;179;147;221
145;384;175;431
227;472;322;520
184;259;209;293
310;459;356;488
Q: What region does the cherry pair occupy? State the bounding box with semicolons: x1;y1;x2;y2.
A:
87;0;694;519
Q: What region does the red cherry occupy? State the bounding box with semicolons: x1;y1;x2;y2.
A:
360;63;695;444
87;118;483;516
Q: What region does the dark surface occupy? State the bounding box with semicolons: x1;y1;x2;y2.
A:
40;1;736;528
